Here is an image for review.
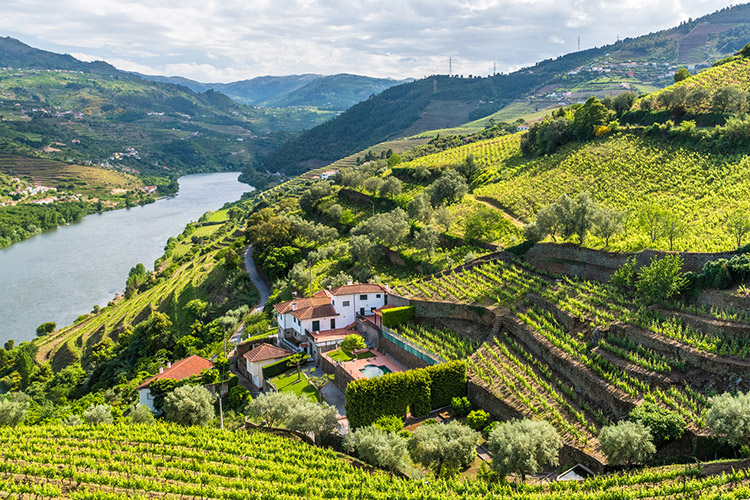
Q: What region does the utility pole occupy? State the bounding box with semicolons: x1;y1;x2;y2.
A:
578;36;581;52
493;62;496;75
449;56;452;77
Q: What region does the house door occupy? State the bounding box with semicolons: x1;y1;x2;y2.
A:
360;307;365;315
330;319;336;329
312;320;320;331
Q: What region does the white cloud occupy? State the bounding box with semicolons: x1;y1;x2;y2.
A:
0;0;740;81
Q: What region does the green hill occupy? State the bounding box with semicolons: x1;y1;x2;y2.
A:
259;3;750;176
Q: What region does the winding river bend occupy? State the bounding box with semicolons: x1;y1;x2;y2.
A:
0;172;252;344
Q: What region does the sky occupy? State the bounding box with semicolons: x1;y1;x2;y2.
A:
0;0;741;82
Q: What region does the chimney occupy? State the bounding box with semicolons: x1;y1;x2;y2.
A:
159;366;164;374
347;280;353;286
385;283;389;290
167;361;172;368
291;302;297;311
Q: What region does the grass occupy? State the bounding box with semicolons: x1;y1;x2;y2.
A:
326;349;376;362
269;369;319;401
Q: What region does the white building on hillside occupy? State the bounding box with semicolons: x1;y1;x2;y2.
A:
273;282;388;356
136;355;213;412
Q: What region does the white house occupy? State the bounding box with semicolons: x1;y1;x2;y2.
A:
273;282;388;356
242;343;295;388
136;355;213;412
320;170;338;180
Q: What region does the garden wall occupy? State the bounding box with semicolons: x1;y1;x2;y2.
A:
378;335;430;371
525;243;738;281
387;295;496;327
319;352;357;393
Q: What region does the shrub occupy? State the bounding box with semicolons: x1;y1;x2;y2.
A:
35;321;56;337
246;391;300;427
483;421;499;437
408;420;479;477
343;425;410;473
261;354;295;379
426;361;467;409
0;400;27;427
61;414;83;426
706;391;750;448
129;404;156;425
466;410;490;431
630;402;686;445
487;419;562;480
451;396;472;416
83;404;113;426
599;421;656;465
611;257;637;288
381;306;415;328
635;255;688;304
162;385;215;427
373;414;404;432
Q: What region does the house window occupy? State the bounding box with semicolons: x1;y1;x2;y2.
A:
376;294;381;298
312;320;320;331
343;300;350;307
330;318;336;329
332;300;335;305
360;294;367;300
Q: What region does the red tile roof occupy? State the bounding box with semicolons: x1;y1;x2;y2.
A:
136;355;213;390
329;283;387;296
309;328;356;343
290;303;339;320
273;296;330;314
243;343;295;363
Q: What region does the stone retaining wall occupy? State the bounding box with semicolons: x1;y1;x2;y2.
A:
319;352;357;394
468;380;606;471
388;295;497;326
525;242;738;281
378;336;430;371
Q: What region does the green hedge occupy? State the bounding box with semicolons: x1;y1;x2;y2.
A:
382;306;415;328
261;355;295;380
345;360;467;428
425;361;467;409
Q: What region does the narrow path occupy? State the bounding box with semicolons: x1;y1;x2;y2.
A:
470;195;525;228
229;245;270;344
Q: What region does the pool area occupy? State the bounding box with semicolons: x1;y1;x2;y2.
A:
359;364;392;379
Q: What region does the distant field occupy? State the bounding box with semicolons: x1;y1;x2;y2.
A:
0;154;140;194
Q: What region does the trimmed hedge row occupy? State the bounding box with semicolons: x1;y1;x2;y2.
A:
261;355;295;379
345;360;467;428
382;306;415;328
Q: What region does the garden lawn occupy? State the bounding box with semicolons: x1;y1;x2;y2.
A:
269;370;319;402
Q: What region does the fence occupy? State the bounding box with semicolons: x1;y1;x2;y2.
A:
381;326;444;366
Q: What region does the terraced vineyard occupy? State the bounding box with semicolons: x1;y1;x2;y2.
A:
651;56;750;102
36;216;240;370
392;322;479;361
2;423;750;499
393;256;750;444
398;132;523;170
472;134;750;252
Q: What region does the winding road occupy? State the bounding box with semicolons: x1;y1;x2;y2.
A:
229;245;270;344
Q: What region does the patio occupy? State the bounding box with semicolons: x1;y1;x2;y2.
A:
334;348;405;381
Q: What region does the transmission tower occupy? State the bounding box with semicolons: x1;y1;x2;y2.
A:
577;36;581;51
493;61;496;75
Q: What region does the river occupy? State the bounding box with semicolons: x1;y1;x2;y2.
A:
0;172;252;345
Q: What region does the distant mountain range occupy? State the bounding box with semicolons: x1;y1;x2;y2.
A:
260;3;750;175
135;73;412;111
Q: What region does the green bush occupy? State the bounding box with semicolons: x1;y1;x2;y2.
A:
346;360;467;428
382;306;416;328
467;410;490;430
635;255;688;304
451;396;472;416
426;361;467;409
630;402;686;445
373;414;404;432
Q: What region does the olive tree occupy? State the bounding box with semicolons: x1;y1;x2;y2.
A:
630;402;686;445
487;419;561;480
726;210;750;249
129;404;156;425
344;425;410;473
408;193;433;224
162;385;215;427
407;420;479;477
379;177;403;197
427;170;468;206
83;404;114;425
599;421;656;466
286;399;338;442
0;399;27;427
706;391;750;448
593;206;626;247
245;391;298;427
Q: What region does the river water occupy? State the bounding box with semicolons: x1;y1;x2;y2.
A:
0;172;252;345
